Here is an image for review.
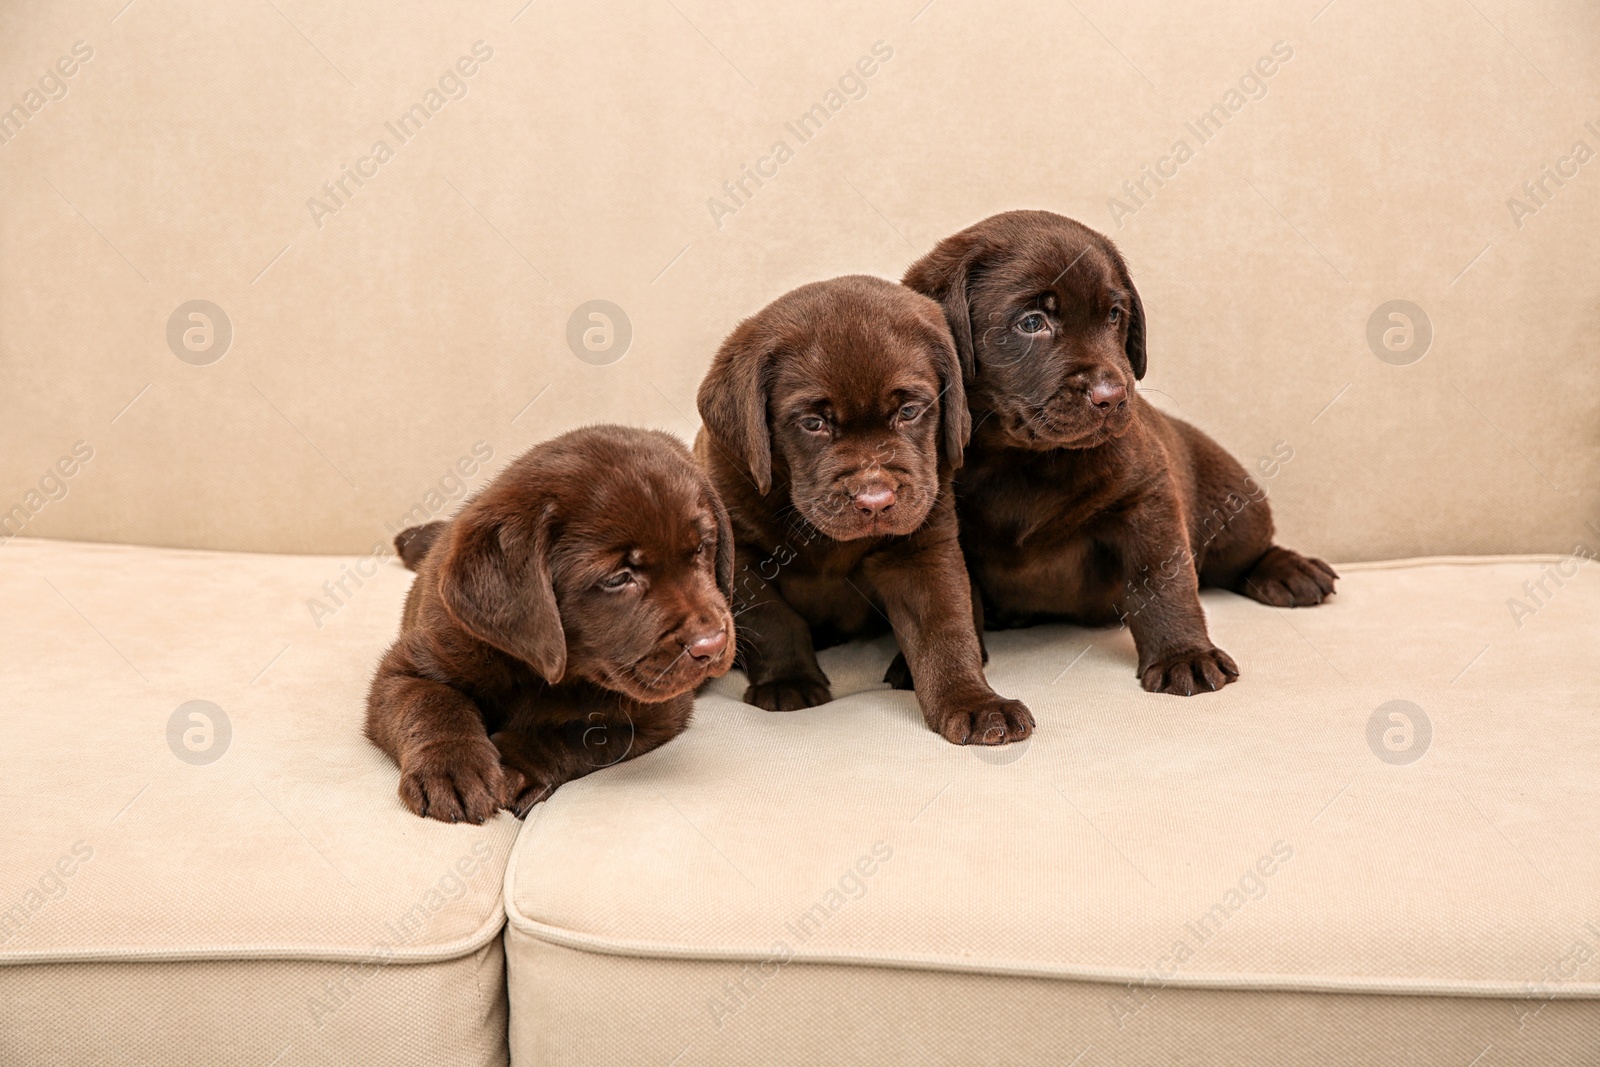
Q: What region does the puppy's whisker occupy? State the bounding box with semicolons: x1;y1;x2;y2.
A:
642;643;695;688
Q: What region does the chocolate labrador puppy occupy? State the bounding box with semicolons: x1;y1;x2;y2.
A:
366;426;736;822
696;275;1033;745
902;211;1337;696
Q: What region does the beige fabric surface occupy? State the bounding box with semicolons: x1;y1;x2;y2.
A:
508;934;1600;1067
2;0;1597;561
0;537;519;960
0;543;1592;1065
0;943;508;1067
0;537;515;1062
504;557;1600;1063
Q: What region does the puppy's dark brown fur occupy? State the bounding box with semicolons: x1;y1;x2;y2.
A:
366;426;736;822
903;211;1336;695
696;275;1032;744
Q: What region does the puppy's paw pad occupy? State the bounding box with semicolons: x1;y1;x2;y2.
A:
398;740;507;824
1241;547;1338;608
934;696;1035;746
745;678;832;711
1140;647;1239;696
883;653;914;691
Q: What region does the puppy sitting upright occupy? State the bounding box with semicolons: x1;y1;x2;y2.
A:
696;275;1032;746
366;426;736;823
904;211;1337;696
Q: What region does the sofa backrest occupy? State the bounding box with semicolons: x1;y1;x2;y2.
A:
2;0;1596;560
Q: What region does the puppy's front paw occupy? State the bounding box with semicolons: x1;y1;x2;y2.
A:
398;737;509;824
931;695;1035;746
1240;546;1338;608
745;677;832;711
1140;647;1239;696
496;765;556;818
883;653;913;691
490;735;563;819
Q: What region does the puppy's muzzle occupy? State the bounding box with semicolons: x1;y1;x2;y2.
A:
810;471;926;538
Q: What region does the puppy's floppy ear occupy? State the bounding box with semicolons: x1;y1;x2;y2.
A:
698;315;776;495
706;483;736;601
1112;252;1148;380
903;233;983;381
438;502;566;682
914;305;971;469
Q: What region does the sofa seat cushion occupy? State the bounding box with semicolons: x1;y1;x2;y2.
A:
504;556;1600;1065
0;537;517;1066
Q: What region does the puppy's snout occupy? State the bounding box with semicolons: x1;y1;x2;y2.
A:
1090;379;1127;411
853;486;896;517
686;627;729;662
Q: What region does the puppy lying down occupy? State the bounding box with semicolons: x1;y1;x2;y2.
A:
366;426;736;823
697;275;1033;746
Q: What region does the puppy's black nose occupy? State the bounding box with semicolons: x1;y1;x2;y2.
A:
1090;380;1127;410
687;628;729;661
853;486;896;516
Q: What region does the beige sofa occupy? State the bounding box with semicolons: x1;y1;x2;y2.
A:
3;0;1597;1063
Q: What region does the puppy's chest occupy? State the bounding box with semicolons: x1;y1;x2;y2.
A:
776;571;884;634
960;463;1123;554
972;535;1122;624
765;542;889;637
960;462;1126;622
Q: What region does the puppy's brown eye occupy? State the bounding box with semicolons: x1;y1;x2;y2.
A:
898;404;922;422
1018;313;1048;334
1109;307;1123;324
799;416;826;433
695;541;708;557
600;571;635;590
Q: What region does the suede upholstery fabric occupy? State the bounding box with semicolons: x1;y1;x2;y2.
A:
3;0;1598;1062
508;937;1600;1067
1;0;1596;561
0;538;517;1065
504;559;1600;1065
